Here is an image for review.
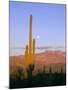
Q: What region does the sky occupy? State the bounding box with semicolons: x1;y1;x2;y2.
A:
9;1;66;55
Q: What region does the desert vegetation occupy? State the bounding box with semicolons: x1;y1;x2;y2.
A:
9;51;66;89
10;63;66;89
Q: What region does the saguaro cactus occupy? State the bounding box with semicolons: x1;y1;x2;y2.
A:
24;15;36;66
27;64;34;78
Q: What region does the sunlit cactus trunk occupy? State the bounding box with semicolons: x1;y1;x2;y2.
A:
29;15;32;63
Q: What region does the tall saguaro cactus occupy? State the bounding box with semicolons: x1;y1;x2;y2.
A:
24;15;36;66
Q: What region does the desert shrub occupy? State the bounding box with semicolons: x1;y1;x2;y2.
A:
49;66;52;73
16;66;24;80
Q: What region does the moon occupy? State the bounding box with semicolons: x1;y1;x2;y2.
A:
37;35;40;39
